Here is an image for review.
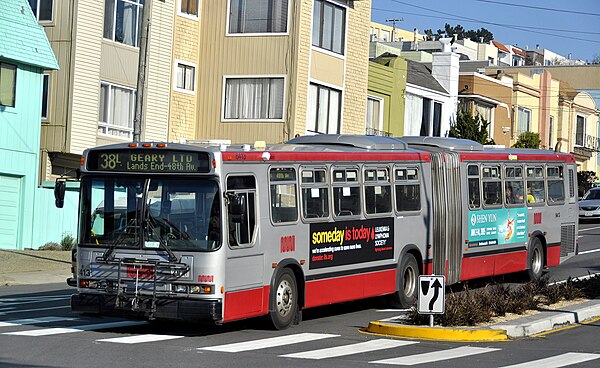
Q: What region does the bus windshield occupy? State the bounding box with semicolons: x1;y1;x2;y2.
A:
80;176;221;251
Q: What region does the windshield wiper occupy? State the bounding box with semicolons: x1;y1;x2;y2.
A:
98;219;139;262
146;217;179;263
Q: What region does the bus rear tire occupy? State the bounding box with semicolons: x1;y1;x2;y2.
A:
268;268;298;330
388;254;419;308
527;238;544;281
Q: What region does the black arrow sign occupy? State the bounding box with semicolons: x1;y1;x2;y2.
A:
428;278;443;311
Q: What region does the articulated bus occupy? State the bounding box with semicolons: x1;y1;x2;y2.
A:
59;135;578;329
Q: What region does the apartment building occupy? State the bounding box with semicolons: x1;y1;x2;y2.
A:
169;0;372;144
36;0;174;181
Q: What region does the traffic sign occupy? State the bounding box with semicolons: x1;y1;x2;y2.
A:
418;275;445;314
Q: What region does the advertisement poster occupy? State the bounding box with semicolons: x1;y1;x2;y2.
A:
468;208;528;248
309;218;394;269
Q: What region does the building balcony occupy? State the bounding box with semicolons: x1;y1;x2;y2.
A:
573;134;599;159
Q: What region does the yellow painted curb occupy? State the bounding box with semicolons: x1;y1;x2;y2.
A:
366;321;509;342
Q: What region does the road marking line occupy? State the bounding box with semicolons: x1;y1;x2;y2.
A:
0;295;72;302
97;334;184;344
0;306;70;315
498;352;600;368
376;309;412;312
0;316;76;328
369;346;500;365
578;248;600;255
2;320;146;336
578;226;600;232
280;339;417;360
198;333;339;353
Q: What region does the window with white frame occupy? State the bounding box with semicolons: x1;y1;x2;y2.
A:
0;63;17;108
178;0;199;18
366;95;383;135
104;0;144;47
516;106;531;135
28;0;53;22
228;0;288;34
307;83;341;134
98;82;136;139
475;101;493;136
41;74;49;119
174;61;196;93
312;0;346;55
575;115;586;146
223;77;284;120
404;94;443;137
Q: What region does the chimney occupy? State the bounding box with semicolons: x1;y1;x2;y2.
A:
431;50;460;135
480;36;484;43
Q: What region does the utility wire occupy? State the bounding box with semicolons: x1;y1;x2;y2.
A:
473;0;600;17
371;7;600;35
383;0;600;44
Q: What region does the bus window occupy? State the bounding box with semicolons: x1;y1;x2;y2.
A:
300;168;329;220
364;167;392;215
467;164;480;209
394;167;421;212
269;167;298;224
332;167;360;217
547;165;565;204
526;166;545;205
504;165;525;206
482;165;502;206
226;175;257;247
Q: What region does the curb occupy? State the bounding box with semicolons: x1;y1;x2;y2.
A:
365;321;509;342
491;301;600;337
365;299;600;342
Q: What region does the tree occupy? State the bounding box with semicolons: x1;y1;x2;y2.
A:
590;54;600;65
423;24;493;43
512;132;541;149
578;171;598;197
449;110;495;145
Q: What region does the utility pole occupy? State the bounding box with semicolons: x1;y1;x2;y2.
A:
385;18;403;42
133;0;152;142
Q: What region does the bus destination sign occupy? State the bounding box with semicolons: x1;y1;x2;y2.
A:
87;150;211;173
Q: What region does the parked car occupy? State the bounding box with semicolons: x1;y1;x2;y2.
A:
579;187;600;221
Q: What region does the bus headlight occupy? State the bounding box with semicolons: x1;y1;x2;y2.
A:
190;285;214;294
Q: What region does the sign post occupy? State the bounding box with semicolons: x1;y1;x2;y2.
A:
418;275;445;327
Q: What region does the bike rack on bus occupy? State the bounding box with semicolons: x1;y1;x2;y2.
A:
95;257;190;319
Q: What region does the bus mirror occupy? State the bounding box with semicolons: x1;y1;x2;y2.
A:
54;179;66;208
226;193;245;223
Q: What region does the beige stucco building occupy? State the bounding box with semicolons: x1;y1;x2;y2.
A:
169;0;372;144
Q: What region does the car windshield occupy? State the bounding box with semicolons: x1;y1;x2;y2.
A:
583;189;600;200
80;176;221;251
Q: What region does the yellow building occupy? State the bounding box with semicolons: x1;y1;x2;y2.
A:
169;0;372;144
369;21;425;43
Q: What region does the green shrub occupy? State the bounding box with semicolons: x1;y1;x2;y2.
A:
60;234;75;251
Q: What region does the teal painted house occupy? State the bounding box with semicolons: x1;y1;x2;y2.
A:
0;0;59;249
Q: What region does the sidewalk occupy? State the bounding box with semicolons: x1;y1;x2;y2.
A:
0;249;71;286
365;298;600;341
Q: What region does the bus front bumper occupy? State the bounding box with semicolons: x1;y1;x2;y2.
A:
71;293;222;322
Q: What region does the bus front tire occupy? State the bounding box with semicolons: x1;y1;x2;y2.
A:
527;238;544;281
268;268;298;330
388;254;419;308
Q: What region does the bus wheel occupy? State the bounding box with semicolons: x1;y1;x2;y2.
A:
388;254;419;308
269;268;297;330
527;238;544;281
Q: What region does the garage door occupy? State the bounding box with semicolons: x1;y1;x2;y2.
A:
0;175;22;249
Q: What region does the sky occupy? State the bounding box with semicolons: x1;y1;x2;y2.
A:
371;0;600;62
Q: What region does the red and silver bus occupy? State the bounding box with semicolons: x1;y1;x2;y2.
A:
59;135;578;329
